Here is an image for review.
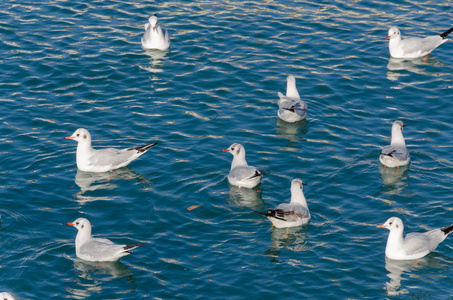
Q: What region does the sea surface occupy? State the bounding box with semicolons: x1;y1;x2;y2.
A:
1;0;453;299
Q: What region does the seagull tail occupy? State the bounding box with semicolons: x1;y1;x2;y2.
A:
440;224;453;237
253;209;287;221
123;242;145;254
440;26;453;39
128;142;158;153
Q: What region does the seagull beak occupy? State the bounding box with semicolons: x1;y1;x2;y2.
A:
402;124;407;127
152;26;156;32
376;224;386;228
220;149;229;152
64;136;73;140
385;35;390;40
66;222;74;226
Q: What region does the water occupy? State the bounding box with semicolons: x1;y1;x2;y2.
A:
1;0;453;299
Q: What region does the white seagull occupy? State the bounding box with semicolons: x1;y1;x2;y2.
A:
255;179;310;228
386;26;453;59
0;293;15;300
65;128;157;173
277;75;307;123
141;14;171;51
66;217;145;262
377;217;453;260
379;121;410;168
221;143;265;189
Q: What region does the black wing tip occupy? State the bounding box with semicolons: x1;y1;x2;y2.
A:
381;150;396;157
254;209;287;222
440;26;453;39
128;142;158;153
441;224;453;236
123;242;146;251
252;171;270;179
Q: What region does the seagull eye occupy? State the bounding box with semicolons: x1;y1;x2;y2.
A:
389;222;392;225
76;134;80;137
75;222;79;225
231;147;235;151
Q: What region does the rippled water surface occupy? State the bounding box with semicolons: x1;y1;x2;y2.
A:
1;0;453;299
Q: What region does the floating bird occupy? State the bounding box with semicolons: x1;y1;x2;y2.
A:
386;26;453;59
66;217;145;262
65;128;157;172
221;143;264;189
377;217;453;260
277;75;307;123
141;14;171;50
0;293;15;300
379;121;410;168
255;178;310;228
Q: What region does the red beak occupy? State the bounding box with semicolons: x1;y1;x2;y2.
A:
376;224;385;228
66;222;74;226
385;35;390;40
220;149;229;152
64;136;73;140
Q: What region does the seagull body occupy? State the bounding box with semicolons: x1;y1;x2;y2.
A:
386;26;453;59
221;143;264;189
141;15;170;50
379;121;410;168
0;292;15;300
277;75;307;123
67;218;144;262
256;179;310;228
65;128;157;172
377;217;453;260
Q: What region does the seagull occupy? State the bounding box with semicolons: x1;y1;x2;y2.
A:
255;179;310;228
66;217;145;262
377;217;453;260
277;75;307;123
379;121;410;168
0;293;15;300
141;14;171;50
386;26;453;59
65;128;157;172
221;143;265;189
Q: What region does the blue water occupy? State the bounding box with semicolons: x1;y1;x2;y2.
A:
1;0;453;299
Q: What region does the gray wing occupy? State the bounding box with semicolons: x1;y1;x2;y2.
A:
230;165;261;181
142;26;153;44
403;229;444;255
278;93;307;111
89;148;137;167
162;28;170;43
274;203;310;222
401;36;443;55
380;145;409;161
79;238;126;260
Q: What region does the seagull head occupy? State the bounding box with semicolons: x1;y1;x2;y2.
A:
66;217;92;233
221;143;245;157
149;15;158;32
291;178;307;190
64;128;91;143
0;292;15;300
377;217;404;233
393;120;406;132
386;26;401;40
